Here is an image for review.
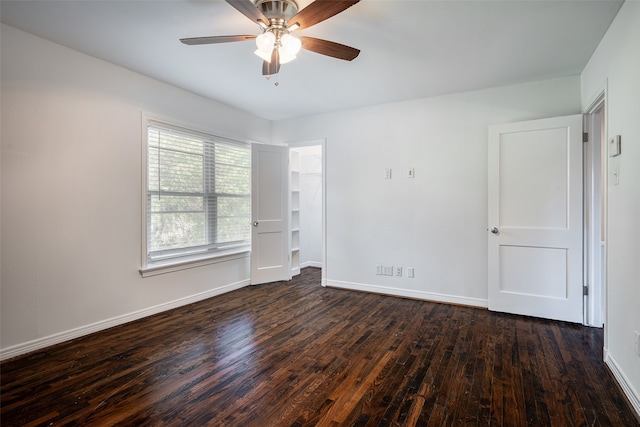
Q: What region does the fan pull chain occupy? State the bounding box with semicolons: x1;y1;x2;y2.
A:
265;74;279;86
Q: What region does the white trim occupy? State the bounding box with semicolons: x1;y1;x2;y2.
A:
321;141;327;287
141;111;149;272
140;251;250;277
604;348;640;417
583;80;609;347
584;79;608;116
583;82;608;328
301;261;322;269
0;279;250;361
325;280;488;308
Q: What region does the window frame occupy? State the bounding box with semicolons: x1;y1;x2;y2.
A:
140;115;251;277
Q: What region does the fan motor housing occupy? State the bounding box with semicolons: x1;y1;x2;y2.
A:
255;0;299;22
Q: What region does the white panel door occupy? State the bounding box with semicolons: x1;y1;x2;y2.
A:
251;144;290;285
488;115;583;322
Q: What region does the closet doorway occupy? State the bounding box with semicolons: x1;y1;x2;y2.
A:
289;141;326;285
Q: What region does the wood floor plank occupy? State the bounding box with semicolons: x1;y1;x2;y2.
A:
1;267;638;427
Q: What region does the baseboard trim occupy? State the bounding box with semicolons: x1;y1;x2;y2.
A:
0;279;250;361
300;261;322;269
604;348;640;417
325;280;488;308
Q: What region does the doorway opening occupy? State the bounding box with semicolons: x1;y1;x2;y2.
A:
289;141;326;285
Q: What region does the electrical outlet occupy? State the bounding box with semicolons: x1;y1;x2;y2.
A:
376;265;382;275
396;266;402;276
382;265;394;276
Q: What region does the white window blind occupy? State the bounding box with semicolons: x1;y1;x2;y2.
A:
145;120;250;266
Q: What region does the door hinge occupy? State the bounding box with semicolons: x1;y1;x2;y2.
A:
583;285;589;296
583;132;589;143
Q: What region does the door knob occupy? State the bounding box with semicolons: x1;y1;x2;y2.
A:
253;221;259;227
490;227;499;235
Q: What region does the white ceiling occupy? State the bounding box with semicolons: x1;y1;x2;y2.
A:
0;0;623;120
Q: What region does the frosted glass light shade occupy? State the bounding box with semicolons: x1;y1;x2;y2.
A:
278;33;301;64
278;50;296;64
255;31;276;62
254;48;273;62
280;33;301;55
254;31;301;65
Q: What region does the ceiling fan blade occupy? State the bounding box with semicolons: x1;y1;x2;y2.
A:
180;35;256;45
262;49;281;76
289;0;360;30
226;0;269;27
300;36;360;61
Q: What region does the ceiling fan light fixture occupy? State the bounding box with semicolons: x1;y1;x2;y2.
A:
255;31;276;52
278;50;296;64
254;48;273;62
254;31;276;62
278;33;301;64
280;33;301;55
182;0;361;76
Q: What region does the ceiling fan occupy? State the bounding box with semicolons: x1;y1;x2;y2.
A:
180;0;361;76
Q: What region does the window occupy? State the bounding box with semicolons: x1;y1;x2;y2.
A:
142;120;250;273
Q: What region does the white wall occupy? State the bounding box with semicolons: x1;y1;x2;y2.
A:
581;1;640;413
297;145;323;267
2;11;637;413
273;76;581;306
0;24;271;358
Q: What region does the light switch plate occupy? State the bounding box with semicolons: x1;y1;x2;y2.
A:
609;135;621;157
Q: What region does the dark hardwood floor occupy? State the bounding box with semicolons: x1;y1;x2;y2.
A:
1;267;638;426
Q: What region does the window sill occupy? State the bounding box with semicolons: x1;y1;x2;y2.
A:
140;249;250;278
